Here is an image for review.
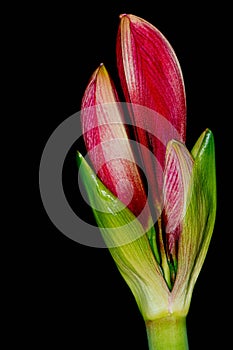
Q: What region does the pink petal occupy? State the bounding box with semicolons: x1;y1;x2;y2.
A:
81;64;150;224
163;140;193;254
117;14;186;168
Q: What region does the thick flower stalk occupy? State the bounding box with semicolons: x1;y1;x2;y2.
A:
77;14;216;350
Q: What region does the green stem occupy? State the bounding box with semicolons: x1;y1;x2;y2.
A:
145;315;189;350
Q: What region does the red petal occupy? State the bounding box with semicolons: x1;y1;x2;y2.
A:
81;64;150;224
117;14;187;214
117;14;186;165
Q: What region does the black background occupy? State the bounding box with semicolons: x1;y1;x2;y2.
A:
32;1;228;349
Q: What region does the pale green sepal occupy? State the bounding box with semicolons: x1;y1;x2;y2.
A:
172;129;216;314
77;152;169;320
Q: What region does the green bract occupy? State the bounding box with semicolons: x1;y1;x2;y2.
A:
77;151;169;320
172;129;217;314
77;129;216;320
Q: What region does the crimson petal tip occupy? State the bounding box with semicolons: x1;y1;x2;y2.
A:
119;13;128;19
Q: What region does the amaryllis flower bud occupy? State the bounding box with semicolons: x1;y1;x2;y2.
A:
117;14;187;214
81;64;149;222
117;14;186;141
77;14;217;350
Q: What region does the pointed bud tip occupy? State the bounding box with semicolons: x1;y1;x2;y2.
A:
199;128;214;146
90;63;108;82
205;128;213;136
119;13;131;23
119;13;128;19
95;62;109;76
76;151;83;168
98;62;107;72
